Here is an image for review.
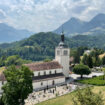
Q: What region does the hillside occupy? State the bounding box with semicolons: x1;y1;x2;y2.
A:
0;32;105;61
0;23;33;43
54;13;105;37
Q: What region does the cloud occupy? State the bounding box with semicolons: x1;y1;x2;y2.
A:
0;0;105;32
0;9;6;19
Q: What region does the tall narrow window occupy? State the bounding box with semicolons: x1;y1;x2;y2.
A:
52;80;55;85
41;82;43;86
2;81;4;85
49;71;52;74
44;71;46;75
38;72;40;76
57;50;60;55
64;50;68;55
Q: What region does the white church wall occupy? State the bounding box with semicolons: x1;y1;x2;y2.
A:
33;68;63;77
33;77;65;91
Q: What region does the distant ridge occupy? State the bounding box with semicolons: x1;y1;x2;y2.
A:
54;13;105;37
0;23;33;43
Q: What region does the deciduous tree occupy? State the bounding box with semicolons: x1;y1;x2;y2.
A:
2;66;33;105
73;64;91;78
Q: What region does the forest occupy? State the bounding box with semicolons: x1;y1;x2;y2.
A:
0;32;105;61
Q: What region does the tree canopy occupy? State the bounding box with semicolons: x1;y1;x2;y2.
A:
1;66;33;105
73;64;91;78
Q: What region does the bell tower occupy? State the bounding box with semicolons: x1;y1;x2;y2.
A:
55;31;70;78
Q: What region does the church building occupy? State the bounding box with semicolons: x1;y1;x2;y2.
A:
0;32;70;91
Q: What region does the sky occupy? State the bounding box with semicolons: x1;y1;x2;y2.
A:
0;0;105;32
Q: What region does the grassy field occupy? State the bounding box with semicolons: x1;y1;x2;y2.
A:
77;75;105;86
36;86;105;105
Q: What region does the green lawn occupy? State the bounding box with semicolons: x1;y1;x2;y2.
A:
36;86;105;105
77;75;105;86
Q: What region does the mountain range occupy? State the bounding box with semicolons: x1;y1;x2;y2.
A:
0;23;33;43
54;13;105;37
0;13;105;43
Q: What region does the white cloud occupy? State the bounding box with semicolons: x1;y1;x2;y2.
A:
0;0;105;32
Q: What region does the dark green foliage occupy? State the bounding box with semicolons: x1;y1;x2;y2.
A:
44;58;52;62
102;56;105;65
73;87;104;105
82;54;88;65
73;64;91;78
77;75;105;86
0;97;4;105
0;32;105;61
0;55;31;67
2;66;33;105
82;48;103;67
82;54;93;68
87;55;93;68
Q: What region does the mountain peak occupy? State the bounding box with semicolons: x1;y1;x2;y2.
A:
91;13;105;22
0;23;33;43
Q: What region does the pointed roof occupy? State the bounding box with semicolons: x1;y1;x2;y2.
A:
57;31;68;48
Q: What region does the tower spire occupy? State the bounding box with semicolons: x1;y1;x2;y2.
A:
61;26;64;42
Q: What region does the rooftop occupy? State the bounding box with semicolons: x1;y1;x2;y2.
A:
24;61;62;71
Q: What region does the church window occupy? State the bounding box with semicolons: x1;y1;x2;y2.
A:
38;72;40;76
52;80;55;85
2;81;4;85
64;50;68;55
41;82;43;86
55;70;57;74
57;50;60;55
44;71;46;75
49;71;52;74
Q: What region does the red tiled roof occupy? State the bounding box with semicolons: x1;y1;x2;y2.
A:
24;61;62;71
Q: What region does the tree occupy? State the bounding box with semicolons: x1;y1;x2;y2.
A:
82;54;93;68
73;64;91;78
73;50;80;64
72;87;104;105
82;54;88;65
87;55;93;68
2;66;33;105
102;56;105;65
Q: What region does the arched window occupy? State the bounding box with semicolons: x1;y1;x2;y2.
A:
52;80;55;85
2;81;4;85
41;82;43;86
49;71;52;74
38;72;40;76
44;71;46;75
